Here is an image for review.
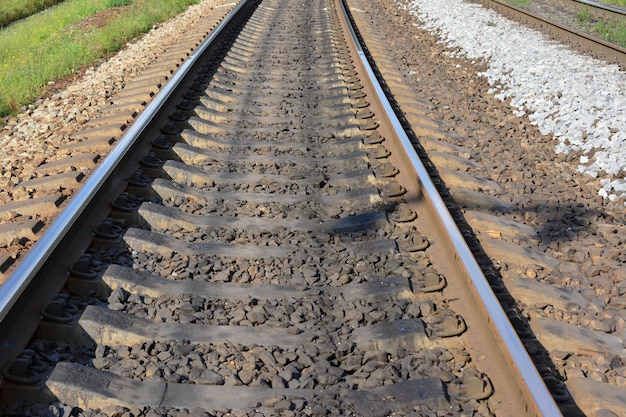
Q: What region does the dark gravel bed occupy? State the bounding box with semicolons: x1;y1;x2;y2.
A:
173;179;324;196
161;196;377;219
89;341;466;388
120;249;432;286
147;218;422;245
175;158;366;177
106;287;455;334
184;128;363;145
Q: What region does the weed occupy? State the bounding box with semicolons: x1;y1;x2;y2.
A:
104;0;134;7
576;7;592;24
595;20;626;48
0;0;65;28
602;0;626;6
0;0;200;116
505;0;533;8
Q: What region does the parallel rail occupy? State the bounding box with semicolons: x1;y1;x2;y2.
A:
338;1;562;415
573;0;626;22
0;1;248;324
476;0;626;68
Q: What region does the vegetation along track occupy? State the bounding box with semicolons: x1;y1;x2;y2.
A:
569;0;626;22
474;0;626;67
0;0;607;415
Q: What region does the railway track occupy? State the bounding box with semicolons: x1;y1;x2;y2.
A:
348;0;626;416
0;0;623;415
473;0;626;67
571;0;626;21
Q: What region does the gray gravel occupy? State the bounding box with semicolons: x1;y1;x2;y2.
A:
403;0;626;203
0;0;227;204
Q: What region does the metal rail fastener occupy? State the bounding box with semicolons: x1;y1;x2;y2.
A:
0;0;250;321
336;0;564;415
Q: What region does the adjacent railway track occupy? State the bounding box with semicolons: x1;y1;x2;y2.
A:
2;0;623;415
571;0;626;22
474;0;626;68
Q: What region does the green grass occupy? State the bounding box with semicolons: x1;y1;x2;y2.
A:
576;7;592;24
575;5;626;48
505;0;533;8
0;0;67;28
0;0;200;117
596;19;626;47
601;0;626;7
104;0;134;6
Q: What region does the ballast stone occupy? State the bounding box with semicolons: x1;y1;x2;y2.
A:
531;317;626;357
566;377;626;417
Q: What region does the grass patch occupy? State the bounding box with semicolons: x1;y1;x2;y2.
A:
575;5;626;48
504;0;533;8
0;0;67;28
104;0;134;6
0;0;200;117
602;0;626;7
576;7;592;24
596;19;626;47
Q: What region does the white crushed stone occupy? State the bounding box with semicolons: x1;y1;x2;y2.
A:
403;0;626;203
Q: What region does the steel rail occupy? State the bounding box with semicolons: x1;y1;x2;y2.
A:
0;0;249;322
476;0;626;68
336;0;563;415
572;0;626;22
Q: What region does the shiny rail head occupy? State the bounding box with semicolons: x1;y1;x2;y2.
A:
336;0;564;415
0;0;251;323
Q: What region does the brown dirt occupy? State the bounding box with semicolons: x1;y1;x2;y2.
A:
73;4;133;31
39;5;137;100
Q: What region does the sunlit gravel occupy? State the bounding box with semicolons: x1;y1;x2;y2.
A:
404;0;626;203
